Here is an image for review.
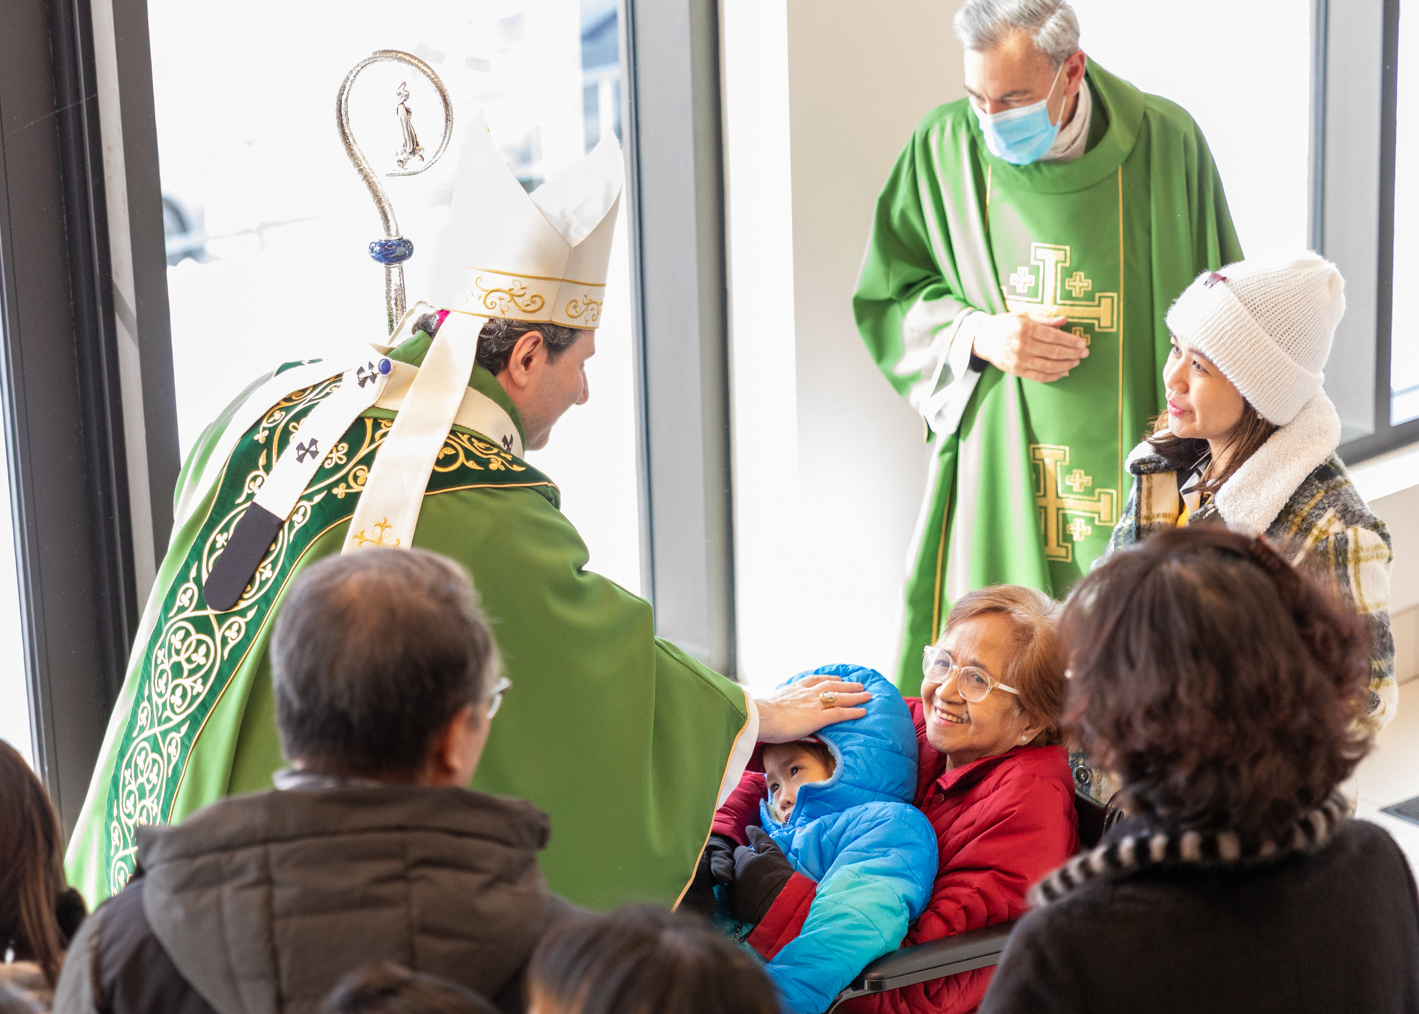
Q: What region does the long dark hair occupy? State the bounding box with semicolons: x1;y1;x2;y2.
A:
0;741;84;985
1060;526;1371;844
529;905;779;1014
1144;402;1277;497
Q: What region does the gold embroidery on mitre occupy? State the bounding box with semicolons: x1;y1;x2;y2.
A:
1004;242;1117;345
353;517;401;548
565;292;602;324
1031;444;1118;563
473;277;546;315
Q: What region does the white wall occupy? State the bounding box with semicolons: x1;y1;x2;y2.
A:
726;0;963;691
1354;447;1419;683
1069;0;1312;260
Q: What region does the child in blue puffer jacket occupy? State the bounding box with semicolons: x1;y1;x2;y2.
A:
707;664;939;1014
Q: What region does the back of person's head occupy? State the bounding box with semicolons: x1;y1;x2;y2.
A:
942;585;1066;745
0;741;85;986
528;905;779;1014
272;548;497;779
1060;525;1370;843
322;964;497;1014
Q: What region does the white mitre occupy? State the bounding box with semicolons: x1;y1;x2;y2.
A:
432;113;624;329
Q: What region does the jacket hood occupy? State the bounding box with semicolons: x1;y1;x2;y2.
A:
136;784;552;1014
757;664;919;833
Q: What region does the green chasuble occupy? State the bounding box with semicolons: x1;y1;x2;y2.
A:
854;63;1243;692
65;335;750;911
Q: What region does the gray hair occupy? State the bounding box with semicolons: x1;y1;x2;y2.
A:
272;548;498;778
954;0;1081;69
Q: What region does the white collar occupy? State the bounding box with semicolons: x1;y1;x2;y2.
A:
1044;78;1092;163
1211;392;1341;535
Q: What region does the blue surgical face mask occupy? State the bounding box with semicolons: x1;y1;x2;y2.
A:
972;65;1067;166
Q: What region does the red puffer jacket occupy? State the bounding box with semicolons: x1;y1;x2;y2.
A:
714;698;1077;1014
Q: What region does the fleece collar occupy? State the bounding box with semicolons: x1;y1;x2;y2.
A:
1126;391;1341;536
1031;793;1348;906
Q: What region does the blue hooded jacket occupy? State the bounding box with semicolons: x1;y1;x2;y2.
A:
756;664;939;1014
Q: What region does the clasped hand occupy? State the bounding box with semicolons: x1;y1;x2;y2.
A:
972;310;1089;383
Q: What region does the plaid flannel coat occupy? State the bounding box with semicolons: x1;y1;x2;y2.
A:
1107;393;1395;737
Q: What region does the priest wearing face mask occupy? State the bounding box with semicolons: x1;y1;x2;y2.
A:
855;0;1243;695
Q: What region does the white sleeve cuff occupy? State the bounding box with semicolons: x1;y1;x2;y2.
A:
919;310;989;437
945;310;987;378
716;689;760;808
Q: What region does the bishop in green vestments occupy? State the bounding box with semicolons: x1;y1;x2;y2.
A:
855;13;1242;692
65;120;871;913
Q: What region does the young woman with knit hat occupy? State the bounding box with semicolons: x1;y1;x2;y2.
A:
1105;254;1395;737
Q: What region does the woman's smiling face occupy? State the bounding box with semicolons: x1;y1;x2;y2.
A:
1162;334;1245;442
921;612;1039;767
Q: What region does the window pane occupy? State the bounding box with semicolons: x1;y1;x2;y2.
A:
1393;0;1419;425
0;431;33;766
149;0;641;593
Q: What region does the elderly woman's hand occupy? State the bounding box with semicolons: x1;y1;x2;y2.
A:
755;673;871;744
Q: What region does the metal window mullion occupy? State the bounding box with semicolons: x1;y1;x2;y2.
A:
0;0;115;833
1373;0;1401;439
621;0;736;678
619;0;657;614
1309;0;1328;254
52;0;141;708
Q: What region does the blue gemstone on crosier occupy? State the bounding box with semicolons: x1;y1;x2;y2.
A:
369;237;414;264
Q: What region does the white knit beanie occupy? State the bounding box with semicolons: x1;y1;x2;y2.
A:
1164;253;1345;426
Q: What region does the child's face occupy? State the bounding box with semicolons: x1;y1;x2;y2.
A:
762;743;833;823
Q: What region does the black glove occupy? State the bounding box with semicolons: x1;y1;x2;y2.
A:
728;825;794;925
706;832;738;885
681;833;740;916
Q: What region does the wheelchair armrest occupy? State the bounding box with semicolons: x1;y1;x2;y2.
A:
825;921;1017;1010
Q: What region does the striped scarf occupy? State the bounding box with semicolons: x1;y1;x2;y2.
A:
1031;793;1350;906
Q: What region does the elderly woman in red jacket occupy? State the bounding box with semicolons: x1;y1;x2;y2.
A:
712;586;1077;1014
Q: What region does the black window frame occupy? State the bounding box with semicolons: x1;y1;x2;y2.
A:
1319;0;1419;462
0;0;179;832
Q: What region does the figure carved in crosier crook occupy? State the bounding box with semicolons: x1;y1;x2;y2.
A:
394;83;424;168
336;50;453;333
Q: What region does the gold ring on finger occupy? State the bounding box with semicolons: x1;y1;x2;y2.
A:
819;691;838;709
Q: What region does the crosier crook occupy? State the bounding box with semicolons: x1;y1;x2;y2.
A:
336;50;454;333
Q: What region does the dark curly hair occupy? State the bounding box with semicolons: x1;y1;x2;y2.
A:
1060;525;1371;844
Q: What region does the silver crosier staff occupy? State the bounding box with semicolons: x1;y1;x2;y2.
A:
335;50;454;333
